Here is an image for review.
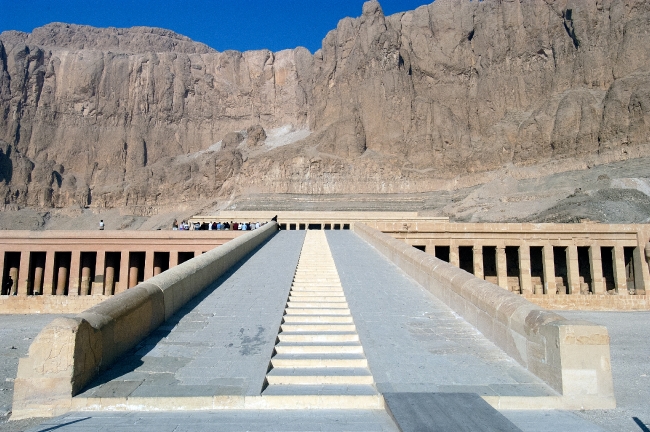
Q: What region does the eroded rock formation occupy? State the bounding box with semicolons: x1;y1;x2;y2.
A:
1;0;649;212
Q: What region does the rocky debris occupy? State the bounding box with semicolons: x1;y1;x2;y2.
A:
0;0;650;217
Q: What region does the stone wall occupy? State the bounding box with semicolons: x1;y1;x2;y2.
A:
354;222;615;409
10;222;277;419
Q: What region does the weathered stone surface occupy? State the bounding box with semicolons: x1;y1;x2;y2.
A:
1;0;649;211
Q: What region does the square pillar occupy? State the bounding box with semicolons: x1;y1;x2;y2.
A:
566;246;580;295
68;251;81;296
42;252;55;295
519;245;533;295
613;246;629;295
449;242;459;268
473;246;484;280
496;246;508;290
0;251;5;294
589;246;605;294
116;250;130;294
144;251;154;281
634;233;649;294
542;245;557;296
92;251;106;295
17;252;30;296
169;250;179;268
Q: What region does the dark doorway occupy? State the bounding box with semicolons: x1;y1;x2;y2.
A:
435;246;450;263
483;246;497;284
553;247;568;294
530;247;544;294
601;247;615;292
413;245;426;252
505;246;520;293
459;246;474;274
577;246;593;294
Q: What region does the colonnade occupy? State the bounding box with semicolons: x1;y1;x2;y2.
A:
0;249;207;297
411;242;647;296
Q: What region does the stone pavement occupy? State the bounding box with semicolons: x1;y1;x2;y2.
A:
24;410;398;432
76;231;305;401
325;231;556;398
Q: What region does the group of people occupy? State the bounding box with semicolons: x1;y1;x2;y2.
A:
172;219;266;231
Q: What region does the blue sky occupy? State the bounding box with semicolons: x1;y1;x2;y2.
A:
1;0;432;53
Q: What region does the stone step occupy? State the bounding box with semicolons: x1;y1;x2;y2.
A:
266;368;374;385
262;384;378;397
274;344;364;354
280;324;356;332
271;355;368;369
290;286;343;291
282;315;353;323
284;308;351;315
278;333;359;343
286;302;349;309
288;296;346;302
289;291;345;297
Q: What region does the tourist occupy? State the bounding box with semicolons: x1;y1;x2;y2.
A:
99;220;105;230
172;219;178;230
232;221;238;230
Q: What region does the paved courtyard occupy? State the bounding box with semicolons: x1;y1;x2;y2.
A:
0;231;647;431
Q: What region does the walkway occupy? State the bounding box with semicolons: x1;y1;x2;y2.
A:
263;230;381;407
76;231;305;401
326;231;556;398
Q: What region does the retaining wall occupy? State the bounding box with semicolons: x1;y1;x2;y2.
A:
11;222;277;420
354;223;615;409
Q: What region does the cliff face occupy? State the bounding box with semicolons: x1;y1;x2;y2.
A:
1;0;650;211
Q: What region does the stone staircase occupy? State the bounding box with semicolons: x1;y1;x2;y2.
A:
262;230;382;408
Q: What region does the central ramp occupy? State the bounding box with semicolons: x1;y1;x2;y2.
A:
262;230;383;409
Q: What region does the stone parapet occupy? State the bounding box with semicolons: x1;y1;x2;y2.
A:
11;222;278;420
354;223;615;409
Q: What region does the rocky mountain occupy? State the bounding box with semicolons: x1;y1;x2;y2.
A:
1;0;649;220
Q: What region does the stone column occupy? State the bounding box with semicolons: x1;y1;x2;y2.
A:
153;253;167;276
56;256;69;296
92;252;105;295
104;254;116;295
169;250;179;268
566;246;580;295
519;245;533;295
589;246;605;294
42;252;55;295
449;242;459;267
9;266;19;295
80;254;93;296
542;245;557;296
117;250;130;293
613;246;629;295
496;246;508;290
17;252;30;296
128;253;140;289
68;252;81;296
144;251;154;281
473;246;484;280
33;257;44;295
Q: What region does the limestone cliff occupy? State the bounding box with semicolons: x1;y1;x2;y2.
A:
1;0;649;212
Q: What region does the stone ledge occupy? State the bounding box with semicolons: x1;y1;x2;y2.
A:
0;295;108;314
354;223;616;410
